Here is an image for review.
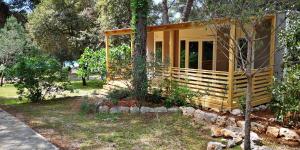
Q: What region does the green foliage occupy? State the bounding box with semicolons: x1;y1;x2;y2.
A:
271;13;300;123
10;55;70;102
279;12;300;68
238;96;246;114
271;65;300;122
107;88;131;101
80;100;97;114
165;82;195;108
149;88;163;104
77;47;104;80
0;16;32;81
109;45;132;80
131;0;149;101
27;0;98;63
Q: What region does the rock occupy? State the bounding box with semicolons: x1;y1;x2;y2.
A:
211;126;224;137
130;107;140;113
154;106;167;112
227;137;243;148
258;105;267;110
231;109;242;116
233;136;243;145
119;106;129;113
222;126;243;138
251;122;266;133
194;109;218;123
279;128;300;142
205;112;218;123
226;117;237;127
250;131;262;145
252;107;260;112
167;107;180;113
110;107;120;113
216;116;227;127
98;105;109;113
226;140;236;148
266;126;279;138
237;121;245;129
207;142;226;150
180;107;195;116
240;142;271;150
140;107;154;113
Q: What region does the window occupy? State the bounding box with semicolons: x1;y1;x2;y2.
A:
189;41;199;69
202;41;214;70
180;40;186;68
155;41;162;63
237;38;248;69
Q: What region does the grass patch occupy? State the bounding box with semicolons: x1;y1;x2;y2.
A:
71;80;105;91
0;84;28;105
1;98;211;149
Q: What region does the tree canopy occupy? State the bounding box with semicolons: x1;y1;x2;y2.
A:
27;0;98;63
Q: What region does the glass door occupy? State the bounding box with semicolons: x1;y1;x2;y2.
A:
202;41;214;70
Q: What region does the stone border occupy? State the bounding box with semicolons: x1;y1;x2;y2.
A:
97;105;181;114
97;103;300;148
180;106;300;149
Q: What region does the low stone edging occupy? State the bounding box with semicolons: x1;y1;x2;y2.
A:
96;103;299;149
97;105;181;114
180;106;300;150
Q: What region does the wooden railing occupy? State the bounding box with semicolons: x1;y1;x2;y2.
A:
170;67;230;109
232;68;272;107
152;66;272;110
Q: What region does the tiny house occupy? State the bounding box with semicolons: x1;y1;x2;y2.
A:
104;15;278;111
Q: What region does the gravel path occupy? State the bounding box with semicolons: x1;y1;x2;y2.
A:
0;108;58;150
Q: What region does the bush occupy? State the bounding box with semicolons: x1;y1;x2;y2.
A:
164;83;196;108
10;55;70;102
107;88;131;100
149;88;163;104
237;96;246;114
80;100;97;114
271;65;300;123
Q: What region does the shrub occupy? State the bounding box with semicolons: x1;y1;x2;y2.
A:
164;83;196;108
107;88;131;100
149;88;163;104
80;100;97;114
10;55;70;102
237;96;246;114
271;64;300;123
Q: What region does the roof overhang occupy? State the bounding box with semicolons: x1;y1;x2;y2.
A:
104;15;275;36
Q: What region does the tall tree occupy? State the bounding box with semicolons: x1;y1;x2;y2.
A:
0;0;10;27
180;0;194;22
203;0;297;149
0;16;28;86
131;0;149;100
27;0;98;63
162;0;170;24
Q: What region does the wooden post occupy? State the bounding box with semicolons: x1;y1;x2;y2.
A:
228;22;236;109
105;34;110;80
270;15;276;84
169;31;174;79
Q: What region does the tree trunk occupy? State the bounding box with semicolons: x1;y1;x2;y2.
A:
82;77;87;86
162;0;170;24
244;75;252;149
181;0;194;22
0;73;4;87
131;0;149;100
244;39;254;150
